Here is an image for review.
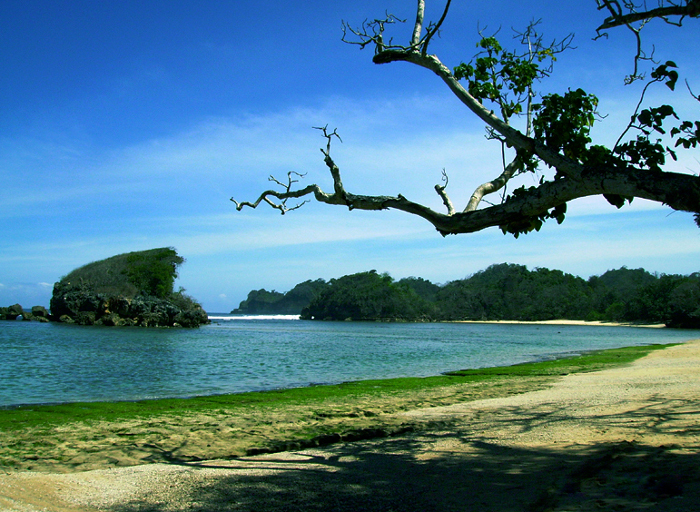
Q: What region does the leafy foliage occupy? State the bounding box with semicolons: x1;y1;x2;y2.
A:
451;33;699;237
532;89;599;162
499;192;568;238
124;248;184;299
453;29;560;122
59;247;183;299
245;264;700;326
435;263;592;321
397;277;441;303
300;271;434;321
233;279;329;315
235;289;285;314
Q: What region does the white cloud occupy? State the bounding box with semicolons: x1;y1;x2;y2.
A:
6;87;696;224
3;86;699;312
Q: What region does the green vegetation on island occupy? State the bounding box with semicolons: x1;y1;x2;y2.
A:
50;247;208;327
301;271;435;322
55;247;183;298
236;263;700;327
232;279;329;315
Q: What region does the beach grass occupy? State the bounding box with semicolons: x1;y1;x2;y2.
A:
0;343;674;472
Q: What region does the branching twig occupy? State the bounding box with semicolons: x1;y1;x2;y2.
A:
421;0;452;55
465;155;523;212
595;0;699;82
596;0;700;30
434;169;456;215
411;0;425;47
342;13;406;54
233;0;700;235
231;171;310;214
614;78;662;149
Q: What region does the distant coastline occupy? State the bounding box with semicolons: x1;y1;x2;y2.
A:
234;265;700;328
209;315;667;328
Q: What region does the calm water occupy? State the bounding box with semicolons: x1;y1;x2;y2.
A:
1;316;699;407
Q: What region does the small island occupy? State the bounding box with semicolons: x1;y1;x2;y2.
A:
51;247;208;327
1;247;208;327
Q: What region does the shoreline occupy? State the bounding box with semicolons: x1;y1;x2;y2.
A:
1;339;700;510
210;315;669;328
0;343;682;470
0;332;679;410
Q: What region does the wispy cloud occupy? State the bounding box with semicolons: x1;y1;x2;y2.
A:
5;88;694;223
3;89;698;311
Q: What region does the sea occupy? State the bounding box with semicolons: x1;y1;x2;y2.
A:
2;315;699;408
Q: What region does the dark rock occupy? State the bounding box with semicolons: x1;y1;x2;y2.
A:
0;304;54;322
96;313;123;327
173;307;210;328
2;304;24;320
59;314;75;324
49;285;208;328
106;296;132;318
75;311;97;326
31;306;49;318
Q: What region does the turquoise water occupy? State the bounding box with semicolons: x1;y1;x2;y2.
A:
1;316;699;407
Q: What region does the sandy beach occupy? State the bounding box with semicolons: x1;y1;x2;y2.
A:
454;319;667;328
1;338;700;511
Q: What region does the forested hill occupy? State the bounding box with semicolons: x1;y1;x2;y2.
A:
232;279;328;315
234;264;700;328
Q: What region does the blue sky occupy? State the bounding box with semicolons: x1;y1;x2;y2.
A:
1;0;699;313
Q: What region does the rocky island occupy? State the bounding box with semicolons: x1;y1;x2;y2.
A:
2;248;208;327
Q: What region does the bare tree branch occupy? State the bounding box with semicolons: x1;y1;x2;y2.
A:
596;0;700;30
595;0;699;82
372;49;583;181
421;0;452;55
435;169;456;215
234;1;700;235
231;171;311;214
465;155;524;212
342;12;408;54
232;127;700;235
411;0;425;47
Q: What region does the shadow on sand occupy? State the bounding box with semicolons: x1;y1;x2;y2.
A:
108;395;700;512
109;437;700;511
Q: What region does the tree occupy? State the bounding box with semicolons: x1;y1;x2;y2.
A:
301;270;433;321
433;263;593;321
124;248;184;299
232;1;699;237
